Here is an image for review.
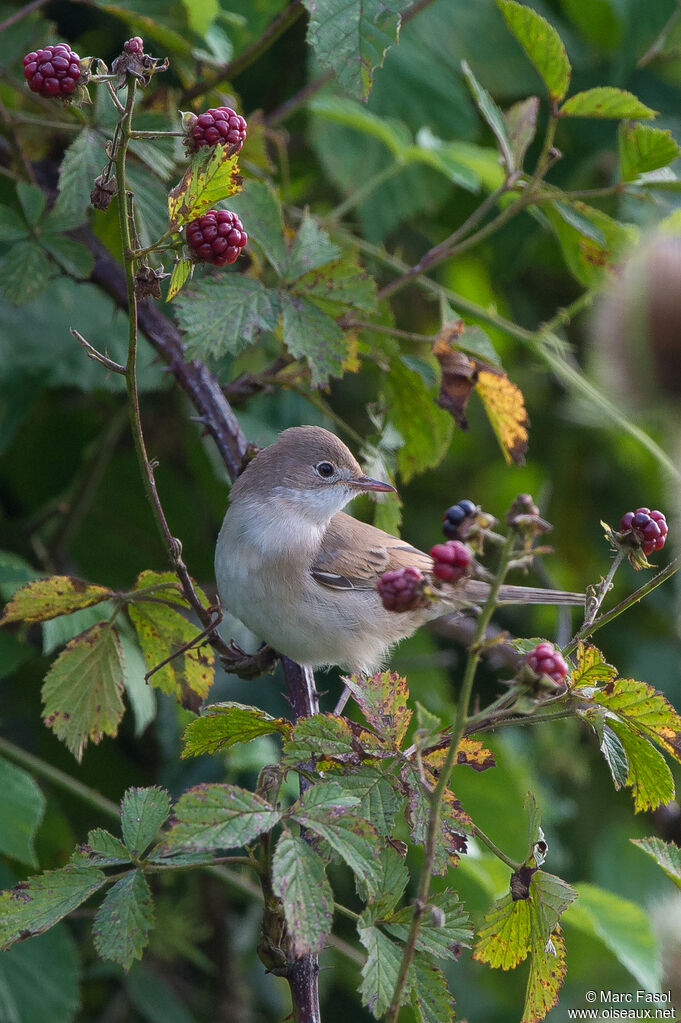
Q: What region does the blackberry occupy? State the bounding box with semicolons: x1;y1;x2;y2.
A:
23;44;81;98
186;210;247;266
527;642;568;684
191;107;247;154
443;498;477;539
619;507;668;556
377;567;426;612
429;540;472;584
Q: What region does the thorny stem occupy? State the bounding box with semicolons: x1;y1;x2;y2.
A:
582;550;624;631
386;533;516;1021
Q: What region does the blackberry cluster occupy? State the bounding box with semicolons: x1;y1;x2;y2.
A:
186;210;247;266
619;507;668;556
526;642;568;684
377;567;425;612
429;540;472;583
23;44;81;97
191;107;247;154
443;499;477;540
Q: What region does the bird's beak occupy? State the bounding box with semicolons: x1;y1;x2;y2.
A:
346;475;397;494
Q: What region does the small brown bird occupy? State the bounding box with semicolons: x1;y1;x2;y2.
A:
215;426;582;675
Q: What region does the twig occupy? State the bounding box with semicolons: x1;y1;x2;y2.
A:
70;328;126;374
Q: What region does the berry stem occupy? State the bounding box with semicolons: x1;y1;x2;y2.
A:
386;531;516;1022
581;549;624;631
129;129;185;139
132;227;176;259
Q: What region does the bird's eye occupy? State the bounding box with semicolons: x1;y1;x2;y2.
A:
315;461;335;478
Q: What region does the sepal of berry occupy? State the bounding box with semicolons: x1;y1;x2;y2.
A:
90;173;117;210
507;493;552;537
111;44;167;89
377;567;429;612
429;540;472;584
185;210;248;266
135;264;168;300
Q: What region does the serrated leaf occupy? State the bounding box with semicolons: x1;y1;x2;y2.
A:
343;671;412;747
473;895;531;970
164;783;281;851
385;356;453;483
128;601;214;701
600;722;630;791
93;870;154;970
121;787;171;857
285;211;340;281
358;918;405;1018
1;576;114;624
181;702;291;758
570;642;618;686
228;180;287;273
475;363;529;465
522;927;566;1023
543;201;637;287
293;253;377;318
281;292;348;387
461;60;513;173
531;871;578;939
293;780;361;814
283;713;358;765
174;276;280;358
166;257;193;302
410;955;455;1023
75;828;131;867
504;96;540;171
168;144;241;230
386;890;473;958
40;235;94;280
331;768;401;839
632;836;681;889
560;87;656;120
608;720;674;812
497;0;571;102
272;831;333;956
0;757;45;867
0;240;52;305
56;128;104;221
16;183;45;227
0;204;30;244
41;623;126;762
581;673;681;762
619;122;681;183
303;0;412;101
292;793;383;891
357;846;409;912
0;866;106;949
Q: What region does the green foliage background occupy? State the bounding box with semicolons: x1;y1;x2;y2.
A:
1;0;681;1020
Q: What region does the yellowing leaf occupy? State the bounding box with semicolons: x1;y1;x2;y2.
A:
609;721;674;812
168;144;242;230
165;256;192;302
128;602;214;701
578;672;681;762
474;892;532;969
41;623;126;761
570;642;618;687
424;738;496;774
344;671;412;747
475;365;529;465
522;927;566;1023
1;576;114;624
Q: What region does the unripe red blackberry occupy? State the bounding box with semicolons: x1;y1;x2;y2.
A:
526;642;568;684
124;37;144;55
443;499;477;540
23;44;81;98
191;107;247;154
185;210;247;266
619;507;668;556
377;567;426;612
429;540;472;583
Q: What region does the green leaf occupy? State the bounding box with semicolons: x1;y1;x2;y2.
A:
168;144;242;230
445;313;502;367
496;0;571;102
570;642;618;686
283;713;357;764
128;601;214;701
343;671;412;746
522;926;566;1023
271;831;333;956
357;846;409;912
75;827;131;867
410;129;490;191
578;672;681;762
41;622;127;762
0;866;106;949
461;60;513;173
619;122;681;182
303;0;412;101
384;356;453;483
121;787;171;857
564;882;662;991
0;240;52;305
410;955;455;1023
293;251;377;318
281;292;348;387
292;788;383;891
542;201;637;287
632;836;681;889
40;235;95;280
504;97;540;172
599;722;630;791
1;576;114;624
358;915;404;1018
608;719;674;812
386;889;473;958
56;128;105;221
552;200;606;245
16;183;46;227
330;768;401;839
285;212;340;281
228;181;287;273
163;783;281;851
307;95;413;158
166;257;193;302
0;926;79;1023
181;702;291;758
174;276;280;359
560;87;657;120
0;758;45;867
93;870;154;970
181;0;217;34
0;204;30;244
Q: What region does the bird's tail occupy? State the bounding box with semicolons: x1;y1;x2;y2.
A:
460;579;584;607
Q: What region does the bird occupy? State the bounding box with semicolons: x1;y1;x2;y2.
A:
215;425;582;676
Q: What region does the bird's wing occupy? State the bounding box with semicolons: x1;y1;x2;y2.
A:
310;512;431;591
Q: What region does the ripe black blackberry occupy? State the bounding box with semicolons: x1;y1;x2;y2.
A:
443;499;477;540
186;210;247;267
23;44;81;98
